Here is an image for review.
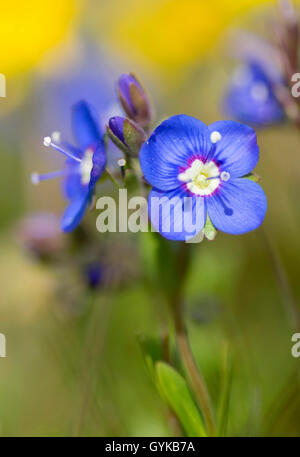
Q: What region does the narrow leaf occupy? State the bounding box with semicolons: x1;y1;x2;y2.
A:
155;361;207;437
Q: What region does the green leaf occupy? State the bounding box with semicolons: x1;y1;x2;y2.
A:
243;173;260;183
137;334;163;381
217;342;233;437
155;362;207;437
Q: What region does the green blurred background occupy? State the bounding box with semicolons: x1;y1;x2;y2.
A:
0;0;299;436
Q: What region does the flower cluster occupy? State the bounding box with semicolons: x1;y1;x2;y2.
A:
223;1;300;128
33;72;267;240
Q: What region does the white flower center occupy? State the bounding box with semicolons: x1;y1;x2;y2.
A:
80;148;94;185
178;159;223;196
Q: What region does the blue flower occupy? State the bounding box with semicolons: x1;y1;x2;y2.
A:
32;101;106;232
139;115;267;241
223;61;284;126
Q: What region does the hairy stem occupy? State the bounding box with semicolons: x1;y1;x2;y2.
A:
169;244;216;436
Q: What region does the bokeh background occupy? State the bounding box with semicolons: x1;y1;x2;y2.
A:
0;0;300;436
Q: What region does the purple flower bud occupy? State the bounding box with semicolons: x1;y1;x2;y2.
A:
83;263;104;289
108;116;125;143
16;212;65;260
107;116;146;155
117;73;152;129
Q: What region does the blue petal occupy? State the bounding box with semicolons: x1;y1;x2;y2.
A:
72;100;102;151
140;115;210;191
62;143;106;200
148;186;206;241
61;193;90;232
89;142;107;190
207;178;267;235
63;171;84;200
223;62;284;126
208;120;259;178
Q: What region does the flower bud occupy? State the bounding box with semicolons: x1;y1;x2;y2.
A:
107;116;146;156
82;263;104;289
117;73;152;129
16;212;65;260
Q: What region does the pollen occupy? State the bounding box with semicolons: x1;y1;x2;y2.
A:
118;158;126;167
43;136;52;147
51;131;61;143
210;131;222;143
31;172;40;185
220;171;230;181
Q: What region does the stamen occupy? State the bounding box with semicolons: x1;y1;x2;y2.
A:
43;136;51;147
117;158;126;167
206;176;219;181
220;171;230;181
43;136;81;163
51;131;61;143
206;171;230;182
31;169;69;185
210;131;222;144
118;158;126;182
30;172;40;185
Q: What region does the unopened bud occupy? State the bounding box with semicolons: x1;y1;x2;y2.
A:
107;116;146;156
117;73;152;129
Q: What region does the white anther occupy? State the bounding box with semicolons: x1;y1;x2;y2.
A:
220;171;230;182
210;131;222;144
118;158;126;167
43;136;52;147
51;131;61;143
31;173;40;185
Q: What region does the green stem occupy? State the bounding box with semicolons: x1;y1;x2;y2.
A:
105;167;121;189
261;227;300;332
169;244;216;437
